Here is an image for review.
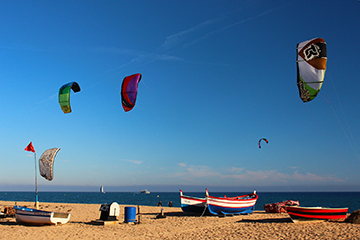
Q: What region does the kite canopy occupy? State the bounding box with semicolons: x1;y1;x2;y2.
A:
121;73;142;112
258;138;268;149
39;148;60;181
296;38;327;102
59;82;81;114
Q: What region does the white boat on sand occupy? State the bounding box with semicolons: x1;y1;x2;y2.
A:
14;206;71;225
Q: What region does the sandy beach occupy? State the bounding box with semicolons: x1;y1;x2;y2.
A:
0;201;359;239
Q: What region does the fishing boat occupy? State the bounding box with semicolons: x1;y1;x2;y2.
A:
100;186;105;194
285;206;348;223
206;189;258;216
140;189;150;194
13;206;71;225
180;189;207;214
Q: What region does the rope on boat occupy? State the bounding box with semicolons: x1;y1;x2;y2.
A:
200;203;208;217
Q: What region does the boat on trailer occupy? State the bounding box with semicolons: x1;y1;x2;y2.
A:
205;189;258;216
285;206;348;223
180;189;207;214
14;206;71;225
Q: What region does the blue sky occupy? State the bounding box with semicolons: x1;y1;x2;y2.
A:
1;0;360;192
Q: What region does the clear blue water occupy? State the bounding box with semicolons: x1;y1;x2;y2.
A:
1;191;359;213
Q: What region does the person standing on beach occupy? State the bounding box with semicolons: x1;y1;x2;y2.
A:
158;200;162;207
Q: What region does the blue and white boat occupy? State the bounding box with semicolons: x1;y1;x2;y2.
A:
180;190;207;214
14;206;71;225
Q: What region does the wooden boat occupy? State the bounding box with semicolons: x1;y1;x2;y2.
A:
180;189;207;214
285;206;348;223
14;206;71;225
206;189;258;216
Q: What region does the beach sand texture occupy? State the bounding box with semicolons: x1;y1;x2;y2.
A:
1;201;359;239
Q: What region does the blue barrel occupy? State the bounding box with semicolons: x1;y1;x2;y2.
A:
124;207;136;223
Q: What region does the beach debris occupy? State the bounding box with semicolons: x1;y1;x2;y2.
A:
99;202;120;221
4;207;15;215
345;209;360;224
0;207;15;218
156;208;166;219
137;205;141;224
264;200;299;213
92;202;120;225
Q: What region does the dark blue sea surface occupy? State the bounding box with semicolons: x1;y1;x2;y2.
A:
1;191;359;213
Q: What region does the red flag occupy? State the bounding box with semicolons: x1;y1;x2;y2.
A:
25;142;35;153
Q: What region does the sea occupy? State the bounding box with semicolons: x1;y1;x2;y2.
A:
1;191;359;213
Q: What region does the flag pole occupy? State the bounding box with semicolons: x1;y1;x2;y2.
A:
34;152;39;209
24;142;38;209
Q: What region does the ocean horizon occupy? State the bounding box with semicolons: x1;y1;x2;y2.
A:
1;191;360;213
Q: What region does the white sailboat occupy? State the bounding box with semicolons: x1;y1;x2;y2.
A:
100;186;105;194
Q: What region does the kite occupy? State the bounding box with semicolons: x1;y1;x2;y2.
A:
121;73;142;112
59;82;81;113
258;138;268;149
39;148;60;181
296;38;327;102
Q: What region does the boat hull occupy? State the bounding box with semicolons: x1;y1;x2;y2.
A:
285;206;348;223
14;206;71;225
206;192;258;215
181;196;206;213
180;190;207;214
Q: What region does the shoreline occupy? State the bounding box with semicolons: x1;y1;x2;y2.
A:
0;201;359;239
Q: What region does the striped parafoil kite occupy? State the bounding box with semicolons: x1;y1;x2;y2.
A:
258;138;268;149
296;38;327;102
39;148;60;181
59;82;81;114
121;73;142;112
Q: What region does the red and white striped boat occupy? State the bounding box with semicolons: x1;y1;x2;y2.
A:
285;206;348;223
180;190;207;214
205;189;258;216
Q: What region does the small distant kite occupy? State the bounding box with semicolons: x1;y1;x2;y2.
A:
59;82;81;114
296;38;327;103
39;148;61;181
121;73;142;112
258;138;268;149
